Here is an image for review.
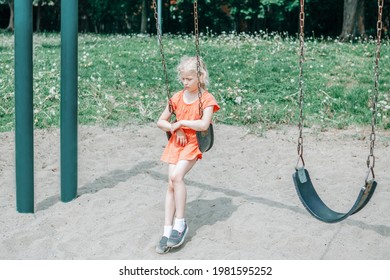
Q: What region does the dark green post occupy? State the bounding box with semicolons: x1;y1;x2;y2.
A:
60;0;78;202
15;0;34;213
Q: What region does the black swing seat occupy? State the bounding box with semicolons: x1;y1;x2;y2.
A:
196;123;214;153
293;168;377;223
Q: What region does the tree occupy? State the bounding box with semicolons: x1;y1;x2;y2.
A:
340;0;365;40
3;0;14;32
32;0;49;33
140;0;148;33
32;0;51;33
36;0;42;32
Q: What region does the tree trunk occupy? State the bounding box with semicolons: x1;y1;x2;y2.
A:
124;13;132;31
36;0;42;32
140;0;148;33
340;0;365;41
6;0;14;32
356;0;366;38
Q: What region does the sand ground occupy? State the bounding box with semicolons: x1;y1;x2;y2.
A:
1;123;389;259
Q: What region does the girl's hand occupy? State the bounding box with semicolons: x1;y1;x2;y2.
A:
175;129;187;146
170;121;182;133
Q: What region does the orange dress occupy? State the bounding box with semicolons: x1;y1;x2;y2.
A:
161;90;220;164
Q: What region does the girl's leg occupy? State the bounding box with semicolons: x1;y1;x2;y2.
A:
157;163;187;254
156;159;197;254
166;158;197;248
163;159;196;228
157;158;196;252
164;164;177;226
169;158;197;219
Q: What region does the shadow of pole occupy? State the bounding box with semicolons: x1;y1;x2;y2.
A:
36;160;158;211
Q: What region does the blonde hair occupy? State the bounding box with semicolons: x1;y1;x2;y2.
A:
177;56;209;89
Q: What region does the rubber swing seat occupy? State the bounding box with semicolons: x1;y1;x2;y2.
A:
196;123;214;153
292;168;377;223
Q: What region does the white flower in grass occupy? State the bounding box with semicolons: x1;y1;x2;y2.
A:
235;96;242;105
49;87;56;95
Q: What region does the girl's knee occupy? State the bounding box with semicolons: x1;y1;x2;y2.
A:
169;173;184;186
168;180;174;191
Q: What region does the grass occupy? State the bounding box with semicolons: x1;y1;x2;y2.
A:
0;32;389;133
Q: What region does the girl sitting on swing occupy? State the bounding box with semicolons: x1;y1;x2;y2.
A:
156;56;220;254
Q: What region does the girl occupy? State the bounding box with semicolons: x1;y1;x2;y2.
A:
156;56;220;254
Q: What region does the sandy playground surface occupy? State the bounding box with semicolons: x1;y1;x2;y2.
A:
0;123;390;260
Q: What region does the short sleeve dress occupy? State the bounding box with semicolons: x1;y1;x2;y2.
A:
161;90;220;164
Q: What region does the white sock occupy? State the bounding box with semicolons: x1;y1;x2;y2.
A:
163;225;173;238
173;218;186;232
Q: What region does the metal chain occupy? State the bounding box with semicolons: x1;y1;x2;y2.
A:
152;0;174;114
366;0;384;181
296;0;305;169
194;0;204;118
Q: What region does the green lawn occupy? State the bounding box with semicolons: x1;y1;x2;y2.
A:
1;32;389;132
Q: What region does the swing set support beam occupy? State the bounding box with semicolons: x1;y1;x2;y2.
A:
15;0;34;213
60;0;79;203
14;0;79;213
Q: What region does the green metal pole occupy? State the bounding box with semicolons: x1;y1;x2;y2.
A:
60;0;78;202
14;0;34;213
158;0;162;35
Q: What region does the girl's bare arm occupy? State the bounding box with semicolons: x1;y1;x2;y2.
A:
171;106;214;132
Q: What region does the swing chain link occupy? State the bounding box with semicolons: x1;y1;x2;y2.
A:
296;0;305;169
152;0;174;114
366;0;384;181
194;0;204;119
